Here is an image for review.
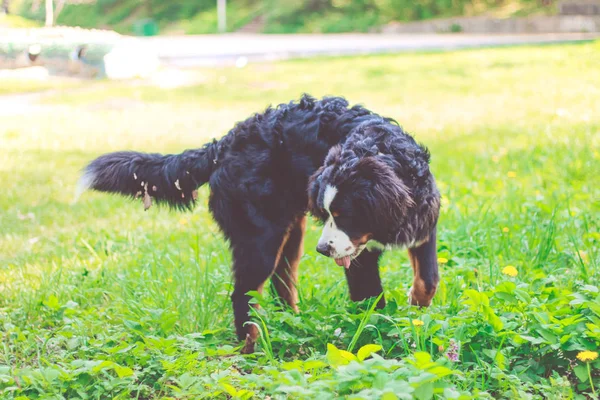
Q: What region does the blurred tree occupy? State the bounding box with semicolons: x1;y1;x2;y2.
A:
15;0;562;33
218;0;226;32
145;0;153;18
1;0;9;14
54;0;66;18
45;0;53;25
40;0;90;26
307;0;331;11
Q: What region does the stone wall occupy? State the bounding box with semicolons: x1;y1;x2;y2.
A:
559;0;600;15
380;15;600;34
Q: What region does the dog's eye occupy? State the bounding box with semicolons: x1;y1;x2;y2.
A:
332;211;340;218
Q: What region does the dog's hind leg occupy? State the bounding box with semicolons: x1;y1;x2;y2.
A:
272;216;306;312
344;249;386;309
231;227;290;354
407;228;439;307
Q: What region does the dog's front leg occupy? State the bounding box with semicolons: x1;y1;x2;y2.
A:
231;229;290;354
344;249;386;309
407;228;439;307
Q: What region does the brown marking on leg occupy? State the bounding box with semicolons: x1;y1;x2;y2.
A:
240;282;264;354
232;229;290;354
241;220;301;354
272;216;305;313
407;228;439;307
344;249;386;309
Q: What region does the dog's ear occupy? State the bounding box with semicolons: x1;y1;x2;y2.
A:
324;145;342;166
354;156;415;220
307;170;322;216
353;156;390;180
308;146;342;218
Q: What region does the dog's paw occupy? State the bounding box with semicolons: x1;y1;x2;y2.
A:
240;333;256;354
407;286;433;307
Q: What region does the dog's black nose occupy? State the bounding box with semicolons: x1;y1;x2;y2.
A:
316;243;331;256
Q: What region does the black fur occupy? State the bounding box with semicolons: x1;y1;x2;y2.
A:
80;94;441;351
345;249;386;309
82;143;218;210
307;119;440;247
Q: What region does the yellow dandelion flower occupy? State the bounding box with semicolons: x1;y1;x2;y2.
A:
412;319;424;327
577;351;598;362
492;155;500;163
502;265;518;277
507;171;517;178
438;257;448;264
502;227;509;233
167;278;173;283
179;218;188;225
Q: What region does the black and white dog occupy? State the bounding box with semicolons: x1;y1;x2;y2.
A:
79;95;441;353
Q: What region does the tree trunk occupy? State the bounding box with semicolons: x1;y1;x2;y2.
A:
217;0;226;33
45;0;53;26
1;0;9;14
54;0;65;20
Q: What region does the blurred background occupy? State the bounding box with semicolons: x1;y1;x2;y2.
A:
1;1;600;398
1;0;599;80
2;0;600;34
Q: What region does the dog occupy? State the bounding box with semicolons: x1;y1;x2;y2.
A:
78;95;441;353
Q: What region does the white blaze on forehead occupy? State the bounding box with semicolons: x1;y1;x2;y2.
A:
318;185;355;259
323;185;338;213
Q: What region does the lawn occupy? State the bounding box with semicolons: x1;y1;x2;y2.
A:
1;42;599;399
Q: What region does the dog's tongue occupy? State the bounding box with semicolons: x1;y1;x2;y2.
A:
335;256;351;269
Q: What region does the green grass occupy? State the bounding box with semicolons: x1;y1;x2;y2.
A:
0;14;41;28
1;42;599;398
0;79;85;96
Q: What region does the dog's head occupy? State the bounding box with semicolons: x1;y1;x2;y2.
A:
308;145;415;268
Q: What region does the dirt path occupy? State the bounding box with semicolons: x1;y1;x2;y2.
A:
144;32;599;67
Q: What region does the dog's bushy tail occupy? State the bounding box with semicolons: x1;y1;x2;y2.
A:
77;141;218;211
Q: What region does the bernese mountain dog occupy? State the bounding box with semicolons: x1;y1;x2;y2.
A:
79;95;441;353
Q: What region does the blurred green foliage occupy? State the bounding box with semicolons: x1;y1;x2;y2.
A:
11;0;556;34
